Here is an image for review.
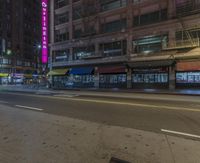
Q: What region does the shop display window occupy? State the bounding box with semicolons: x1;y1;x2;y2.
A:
100;74;127;84
132;73;168;83
176;72;200;83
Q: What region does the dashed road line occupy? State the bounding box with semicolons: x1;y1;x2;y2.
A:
161;129;200;139
15;105;43;111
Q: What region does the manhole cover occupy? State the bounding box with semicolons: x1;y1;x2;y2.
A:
109;157;131;163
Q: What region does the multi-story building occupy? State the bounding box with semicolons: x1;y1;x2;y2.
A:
0;0;41;84
49;0;200;89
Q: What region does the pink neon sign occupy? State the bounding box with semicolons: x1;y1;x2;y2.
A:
41;0;48;64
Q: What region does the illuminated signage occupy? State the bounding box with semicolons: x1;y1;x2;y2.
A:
41;0;48;64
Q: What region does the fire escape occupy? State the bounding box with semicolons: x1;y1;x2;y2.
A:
163;0;200;50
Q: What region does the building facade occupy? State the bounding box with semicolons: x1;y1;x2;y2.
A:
49;0;200;89
0;0;41;84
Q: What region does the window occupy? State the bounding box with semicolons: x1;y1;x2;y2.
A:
55;12;69;25
73;28;82;39
133;73;168;83
73;46;95;60
53;49;70;62
16;60;23;66
100;40;127;57
101;0;127;12
55;0;69;9
55;28;69;42
176;0;200;16
133;35;168;54
133;9;167;26
176;72;200;83
101;19;127;33
73;6;82;20
99;74;127;88
1;58;11;65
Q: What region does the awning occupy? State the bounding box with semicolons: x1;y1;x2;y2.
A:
24;74;33;78
69;67;94;75
47;69;68;76
128;60;175;68
0;73;9;77
177;61;200;71
97;66;126;74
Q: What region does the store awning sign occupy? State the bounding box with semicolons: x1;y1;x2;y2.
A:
41;0;48;64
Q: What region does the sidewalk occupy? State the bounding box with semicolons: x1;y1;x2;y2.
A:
0;104;200;163
1;84;200;96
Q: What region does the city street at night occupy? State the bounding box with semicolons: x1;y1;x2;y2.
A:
0;89;200;162
1;0;200;162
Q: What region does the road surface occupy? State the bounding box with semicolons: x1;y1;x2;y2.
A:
1;91;200;139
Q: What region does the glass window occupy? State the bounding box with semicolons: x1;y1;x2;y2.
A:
176;72;200;83
53;49;70;62
55;12;69;25
73;46;95;60
100;40;127;57
101;0;127;12
176;0;200;16
133;9;167;26
133;35;168;54
101;19;127;33
55;0;69;9
55;28;69;42
133;73;168;83
73;6;82;20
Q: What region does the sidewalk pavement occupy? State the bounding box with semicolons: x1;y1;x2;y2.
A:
0;104;200;163
1;84;200;96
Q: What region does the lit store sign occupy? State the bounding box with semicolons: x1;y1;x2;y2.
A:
42;0;48;64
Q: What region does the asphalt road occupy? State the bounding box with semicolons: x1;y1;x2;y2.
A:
1;91;200;140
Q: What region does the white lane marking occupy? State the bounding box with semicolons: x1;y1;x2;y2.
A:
161;129;200;139
15;105;43;111
0;100;9;104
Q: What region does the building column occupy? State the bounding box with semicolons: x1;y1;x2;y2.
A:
169;64;176;90
94;68;99;88
69;48;73;61
168;0;176;18
69;0;73;40
127;68;132;89
49;0;54;73
168;30;176;48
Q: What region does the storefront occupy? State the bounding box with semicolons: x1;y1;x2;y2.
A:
48;69;68;88
97;66;127;88
0;73;9;85
68;67;94;88
176;61;200;88
129;60;174;89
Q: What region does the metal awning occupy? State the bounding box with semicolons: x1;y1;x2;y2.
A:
128;60;175;68
69;67;94;75
97;66;126;74
47;69;68;76
0;73;9;77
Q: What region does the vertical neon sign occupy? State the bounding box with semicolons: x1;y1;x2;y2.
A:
42;0;48;64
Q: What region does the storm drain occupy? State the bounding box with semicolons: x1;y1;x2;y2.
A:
109;157;131;163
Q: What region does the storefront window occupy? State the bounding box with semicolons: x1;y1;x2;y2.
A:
176;72;200;83
133;73;168;83
100;74;126;84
